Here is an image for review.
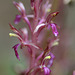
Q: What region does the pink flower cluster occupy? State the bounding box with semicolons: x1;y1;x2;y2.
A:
9;0;59;75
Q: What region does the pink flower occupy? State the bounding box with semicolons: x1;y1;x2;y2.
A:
9;0;60;74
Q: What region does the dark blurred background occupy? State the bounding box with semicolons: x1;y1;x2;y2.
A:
0;0;75;75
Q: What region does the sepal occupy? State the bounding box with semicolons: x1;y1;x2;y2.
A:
33;23;46;35
50;23;58;36
13;1;25;15
12;44;21;60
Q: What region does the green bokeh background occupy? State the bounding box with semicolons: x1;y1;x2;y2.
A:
0;0;75;75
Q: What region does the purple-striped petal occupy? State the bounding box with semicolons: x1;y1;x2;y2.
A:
47;52;55;68
14;15;22;24
50;23;58;36
43;67;51;75
12;44;20;60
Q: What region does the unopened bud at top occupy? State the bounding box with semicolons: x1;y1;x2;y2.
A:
13;1;25;14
